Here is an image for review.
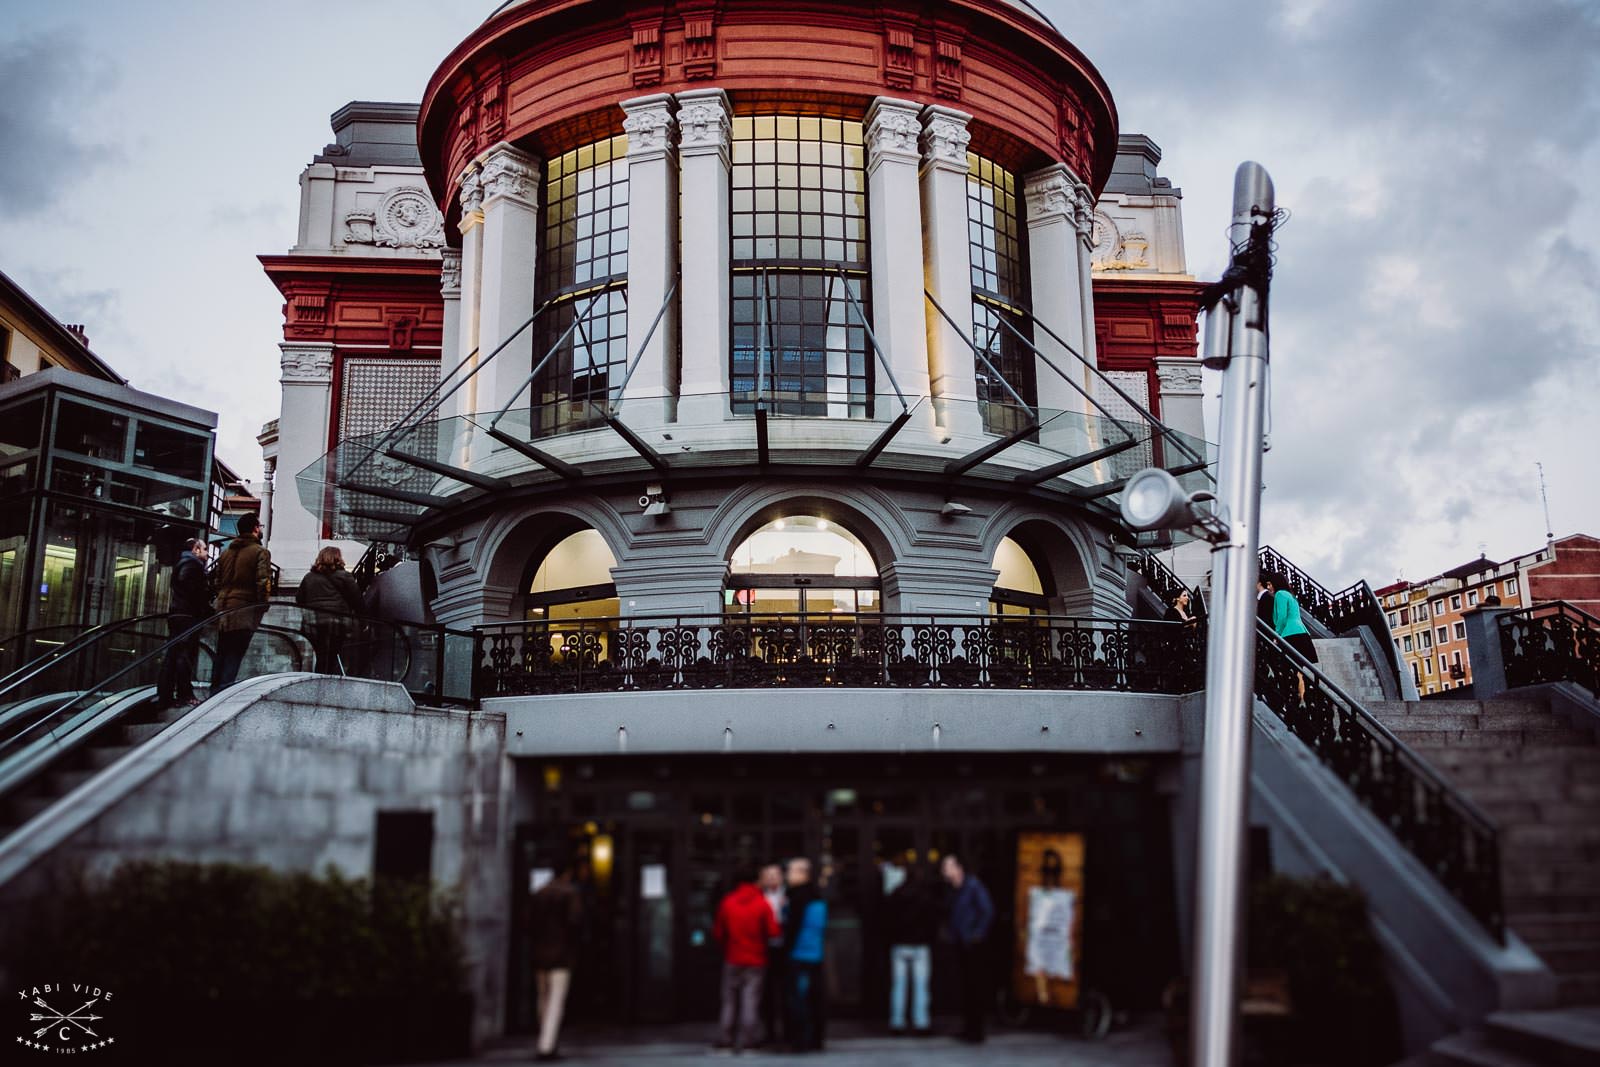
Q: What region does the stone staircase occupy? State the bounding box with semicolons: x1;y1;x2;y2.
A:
1313;636;1388;703
1362;694;1600;1010
1413;1007;1600;1066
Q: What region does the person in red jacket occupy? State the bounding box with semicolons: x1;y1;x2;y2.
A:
713;866;782;1053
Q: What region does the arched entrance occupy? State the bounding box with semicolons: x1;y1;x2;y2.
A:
524;528;619;622
724;514;880;616
990;535;1052;616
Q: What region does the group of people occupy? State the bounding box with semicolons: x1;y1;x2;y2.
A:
153;511;368;707
709;853;994;1056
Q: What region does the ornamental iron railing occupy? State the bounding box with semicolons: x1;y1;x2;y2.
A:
1498;601;1600;695
1259;545;1403;692
473;613;1203;697
1256;623;1504;940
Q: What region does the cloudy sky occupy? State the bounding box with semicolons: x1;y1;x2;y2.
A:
1;0;1596;590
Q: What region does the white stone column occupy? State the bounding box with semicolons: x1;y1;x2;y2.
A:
918;105;981;438
270;343;336;584
452;168;485;425
439;248;463;433
865;98;931;409
675;88;732;424
474;142;542;437
1074;183;1101;376
294;162;336;250
1024;163;1092;453
1155;356;1212;585
620;94;679;427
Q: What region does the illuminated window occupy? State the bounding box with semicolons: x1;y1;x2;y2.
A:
990;536;1049;616
531;135;630;437
725;514;879;615
526;528;619;622
730;115;873;417
967;154;1035;436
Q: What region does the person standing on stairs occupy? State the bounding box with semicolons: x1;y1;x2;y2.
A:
1267;570;1318;702
212;513;273;691
157;538;212;708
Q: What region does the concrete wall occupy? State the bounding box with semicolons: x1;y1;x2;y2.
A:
0;675;512;1046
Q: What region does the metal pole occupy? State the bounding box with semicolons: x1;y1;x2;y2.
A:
1190;161;1275;1067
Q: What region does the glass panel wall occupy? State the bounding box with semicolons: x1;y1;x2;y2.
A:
725;514;880;615
532;135;630;437
730;115;872;417
966;154;1036;436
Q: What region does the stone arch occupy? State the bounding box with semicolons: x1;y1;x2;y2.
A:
979;504;1122;616
473;497;632;606
703;481;912;573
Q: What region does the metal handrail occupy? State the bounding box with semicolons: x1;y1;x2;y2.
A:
923;291;1041;422
608;276;681;413
1259;544;1405;693
488;290;614;431
1498;601;1600;694
1254;619;1503;939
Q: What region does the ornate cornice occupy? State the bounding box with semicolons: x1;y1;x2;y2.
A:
1154;357;1204;396
621;93;676;161
478;142;540;208
440;249;462;297
864;98;922;173
280;344;335;385
676;88;730;166
919;105;972;174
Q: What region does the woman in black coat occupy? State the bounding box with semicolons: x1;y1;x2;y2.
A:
295;546;365;674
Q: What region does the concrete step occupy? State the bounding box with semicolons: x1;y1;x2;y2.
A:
1503;842;1600;867
1504;825;1600;849
1373;712;1562;731
48;769;96;796
1507;892;1600;917
1427;1031;1542;1067
122;722;168;745
1530;941;1600;975
1391;727;1592;748
1485;1007;1600;1065
1557;973;1600;1006
84;744;132;770
1504;864;1600;895
1510;914;1600;943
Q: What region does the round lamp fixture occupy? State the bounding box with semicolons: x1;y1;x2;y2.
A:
1120;468;1192;531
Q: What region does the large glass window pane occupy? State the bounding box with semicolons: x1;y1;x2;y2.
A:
730;115;873;417
133;421;208;481
532;134;630;438
56;400;127;462
966;154;1036;435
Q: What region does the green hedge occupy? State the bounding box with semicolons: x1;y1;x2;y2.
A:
1247;874;1402;1066
16;860;471;1063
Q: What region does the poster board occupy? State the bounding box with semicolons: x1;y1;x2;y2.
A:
1012;831;1085;1010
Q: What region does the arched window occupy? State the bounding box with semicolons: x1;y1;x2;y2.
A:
531;135;630;437
990;535;1049;616
730;115;873;418
526;528;619;621
725;515;880;615
967;154;1036;436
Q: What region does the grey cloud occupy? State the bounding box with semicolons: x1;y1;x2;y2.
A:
1052;0;1600;587
0;29;120;217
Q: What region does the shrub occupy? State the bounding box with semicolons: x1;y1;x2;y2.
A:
16;860;470;1064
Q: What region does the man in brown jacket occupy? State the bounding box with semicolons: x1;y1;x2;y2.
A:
212;513;273;690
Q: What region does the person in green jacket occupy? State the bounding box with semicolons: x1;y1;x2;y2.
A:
1268;571;1318;702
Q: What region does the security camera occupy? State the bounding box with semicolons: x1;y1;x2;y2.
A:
640;483;669;517
638;495;653;509
940;501;972;517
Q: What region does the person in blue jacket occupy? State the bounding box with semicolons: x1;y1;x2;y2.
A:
942;853;995;1043
1268;570;1318;702
783;857;828;1052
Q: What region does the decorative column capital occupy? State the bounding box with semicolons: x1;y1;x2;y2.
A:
478;141;541;210
457;164;484;229
1154;357;1204;397
919;105;972;174
279;343;335;385
622;93;677;162
440;248;462;298
1022;163;1078;226
1073;182;1098;241
675;87;731;167
865;97;922;173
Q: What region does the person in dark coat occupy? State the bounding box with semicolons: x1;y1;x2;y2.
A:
942;854;995;1044
529;865;583;1062
157;538;212;707
783;857;828;1052
212;514;272;690
1256;574;1276;630
886;864;941;1035
1164;589;1195;624
295;546;364;675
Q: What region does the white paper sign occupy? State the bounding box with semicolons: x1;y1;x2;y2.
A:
1024;887;1076;981
640;863;667;899
529;867;554;894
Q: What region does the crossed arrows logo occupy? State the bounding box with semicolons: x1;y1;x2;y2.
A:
28;996;102;1040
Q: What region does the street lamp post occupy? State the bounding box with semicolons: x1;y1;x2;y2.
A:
1119;161;1278;1067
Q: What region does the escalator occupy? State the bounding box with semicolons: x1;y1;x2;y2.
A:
0;604;422;841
